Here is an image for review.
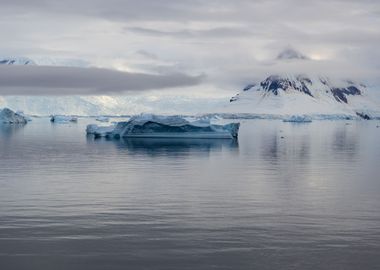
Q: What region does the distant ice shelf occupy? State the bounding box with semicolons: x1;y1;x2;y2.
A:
199;111;380;120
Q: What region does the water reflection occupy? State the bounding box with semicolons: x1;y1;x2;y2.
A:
119;138;238;157
0;123;25;138
259;125;311;167
331;124;358;159
2;119;380;270
0;124;26;152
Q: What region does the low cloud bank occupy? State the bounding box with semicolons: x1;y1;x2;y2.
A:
0;65;203;95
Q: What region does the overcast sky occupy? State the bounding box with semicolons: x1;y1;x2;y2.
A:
0;0;379;95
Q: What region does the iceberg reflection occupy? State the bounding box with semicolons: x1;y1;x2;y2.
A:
113;138;239;157
0;124;25;138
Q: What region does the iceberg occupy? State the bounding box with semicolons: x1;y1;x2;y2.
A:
50;115;78;123
16;111;32;122
95;116;109;122
283;115;313;123
86;114;240;139
0;108;28;124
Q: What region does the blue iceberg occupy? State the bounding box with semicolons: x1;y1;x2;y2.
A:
0;108;28;124
87;114;240;139
86;124;116;138
95;116;109;122
50;115;78;123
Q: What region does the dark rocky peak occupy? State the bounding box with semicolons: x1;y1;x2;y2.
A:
276;48;309;60
260;75;290;95
356;112;371;120
319;77;329;86
331;85;361;104
259;75;313;97
296;75;312;85
318;77;363;103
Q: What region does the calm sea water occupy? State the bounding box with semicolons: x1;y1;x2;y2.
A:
1;118;380;270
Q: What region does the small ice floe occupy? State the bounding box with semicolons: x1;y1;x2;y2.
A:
283;115;312;123
95;116;109;122
50;115;78;123
86;114;240;139
0;108;28;124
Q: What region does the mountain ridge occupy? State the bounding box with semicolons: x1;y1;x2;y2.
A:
1;55;379;117
225;73;380;119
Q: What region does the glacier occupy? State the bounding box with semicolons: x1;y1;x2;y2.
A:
86;114;240;139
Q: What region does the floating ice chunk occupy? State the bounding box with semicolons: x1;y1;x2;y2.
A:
98;114;240;139
0;108;28;124
86;124;115;138
283;115;313;123
50;115;78;123
95;116;109;122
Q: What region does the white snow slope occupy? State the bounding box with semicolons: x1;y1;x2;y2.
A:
221;74;380;119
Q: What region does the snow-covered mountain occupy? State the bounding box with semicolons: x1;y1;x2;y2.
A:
276;48;309;60
224;74;380;119
0;56;88;67
1;54;379;118
0;57;36;65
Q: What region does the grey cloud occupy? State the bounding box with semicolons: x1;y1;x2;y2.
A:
135;50;158;60
127;27;252;38
0;0;379;95
1;0;378;24
0;0;212;22
0;66;203;95
196;47;380;90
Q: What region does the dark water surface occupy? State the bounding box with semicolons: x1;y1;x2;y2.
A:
1;119;380;270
